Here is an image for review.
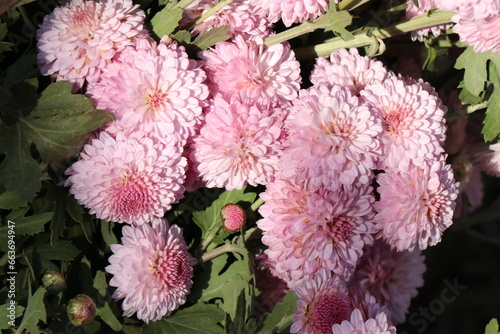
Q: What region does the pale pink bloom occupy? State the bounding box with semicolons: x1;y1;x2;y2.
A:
291;269;352;334
181;0;273;39
374;156;459;251
310;49;392;96
282;85;382;192
249;0;337;27
87;38;208;144
474;142;500;177
191;96;286;191
65;131;186;225
36;0;147;91
257;177;376;288
331;308;396;334
405;0;452;41
347;288;392;325
453;163;484;218
361;76;447;171
105;219;196;323
349;239;426;324
199;35;301;107
435;0;500;53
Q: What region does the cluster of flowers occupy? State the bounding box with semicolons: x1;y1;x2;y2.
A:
406;0;500;53
35;0;500;331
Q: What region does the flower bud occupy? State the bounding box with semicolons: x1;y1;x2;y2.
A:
67;294;96;327
42;270;66;295
221;204;246;232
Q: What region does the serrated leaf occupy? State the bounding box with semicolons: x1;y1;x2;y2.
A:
19;109;114;162
0;122;42;201
0;303;24;330
31;81;96;117
94;271;122;331
192;188;256;240
258;291;298;334
0;211;52;237
0;190;27;209
455;46;490;97
482;61;500;141
193;26;231;50
485;319;500;334
1;50;38;87
25;239;80;261
143;304;225;334
150;5;183;38
17;287;46;334
171;30;192;45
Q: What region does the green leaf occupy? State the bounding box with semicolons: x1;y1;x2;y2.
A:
143;303;225;334
17;287;47;334
324;9;354;40
150;5;184;38
0;211;52;237
258;291;298;334
485;318;500;334
0;122;42;201
25;239;80;262
455;47;489;97
0;190;27;209
30;81;94;117
483;60;500;141
1;50;38;87
0;302;24;330
192;26;231;51
94;271;122;331
192;187;256;242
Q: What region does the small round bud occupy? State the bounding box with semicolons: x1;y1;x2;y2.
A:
42;270;66;295
67;294;96;327
221;204;246;232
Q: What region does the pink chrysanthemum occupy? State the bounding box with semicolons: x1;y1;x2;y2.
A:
347;287;392;325
191;96;286;190
435;0;500;53
248;0;337;27
199;35;301;107
281;85;382;191
87;38;208;144
257;177;376;288
105;219;196;323
349;239;426;324
65;131;186;225
181;0;273;39
405;0;452;41
361;75;447;171
331;309;397;334
474;142;500;177
36;0;147;90
310;49;392;96
374;156;459;251
291;269;352;334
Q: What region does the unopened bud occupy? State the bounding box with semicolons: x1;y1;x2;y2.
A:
67;294;96;327
221;204;246;232
42;270;66;295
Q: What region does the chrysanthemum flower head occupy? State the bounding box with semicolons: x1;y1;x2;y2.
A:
106;218;196;322
291;269;352;334
405;0;452;41
473;142;500;177
374;155;459;251
199;35;301;108
65;130;186;225
191;96;287;190
248;0;337;27
361;75;447;171
282;85;382;191
36;0;148;90
87;38;208;144
257;177;376;288
181;0;273;39
331;308;397;334
349;239;426;324
310;48;392;95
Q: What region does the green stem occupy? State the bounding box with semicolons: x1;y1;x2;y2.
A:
172;0;197;10
194;0;235;26
201;244;240;262
264;15;330;47
294;9;454;59
338;0;372;11
250;198;264;212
